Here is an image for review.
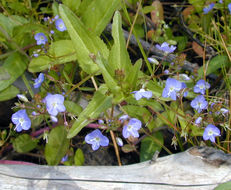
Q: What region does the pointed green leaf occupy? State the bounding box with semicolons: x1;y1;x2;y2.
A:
108;11;132;76
67;85;112;138
74;148;85;166
13;134;38;153
45;126;69;165
82;0;120;36
29;40;77;73
0;85;19;101
124;59;142;91
198;55;230;78
0;53;27;91
59;4;109;74
64;100;83;116
140;132;163;162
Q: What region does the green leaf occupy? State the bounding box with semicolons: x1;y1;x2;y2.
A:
140;132;163;162
0;53;27;91
108;11;132;77
124;59;142;91
74;148;85;166
59;4;109;74
95;54;123;101
13;134;38;153
214;181;231;190
48;40;77;63
28;40;77;73
198;55;230;78
62;0;81;13
67;85;112;138
45;126;69;165
0;67;10;81
82;0;120;36
76;0;92;16
0;85;19;101
28;56;52;73
64;100;83;116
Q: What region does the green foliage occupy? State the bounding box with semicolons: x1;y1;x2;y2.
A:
45;126;70;165
0;53;27;91
74;148;85;166
67;85;112;138
64;100;83;116
59;4;109;74
82;0;120;36
198;55;230;77
13;134;38;153
214;181;231;190
140;132;164;162
29;40;77;72
0;85;19;101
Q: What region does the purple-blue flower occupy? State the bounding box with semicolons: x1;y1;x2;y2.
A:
219;0;223;3
156;42;176;54
34;33;48;45
164;69;169;75
203;124;220;143
190;95;208;113
220;108;229;116
228;3;231;14
132;89;152;101
119;115;129;123
122;118;142;138
162;78;182;100
44;94;66;116
116;137;123;147
194;79;210;95
85;129;109;151
55;19;67;32
203;3;215;14
61;155;68;162
50;115;58;123
147;57;159;65
17;94;28;102
11;109;31;132
33;73;44;89
195;117;202;125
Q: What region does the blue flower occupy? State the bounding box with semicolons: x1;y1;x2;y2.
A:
33;73;44;89
132;89;152;100
34;33;48;45
164;69;169;75
181;82;188;97
219;0;223;3
17;94;28;102
55;19;67;32
116;137;123;147
11;109;31;132
162;78;182;100
147;57;159;65
44;94;66;116
220;108;229;116
85;129;109;151
194;79;210;95
228;3;231;14
50;115;58;123
195;117;202;125
190;95;208;113
122;118;142;138
156;42;176;54
203;124;220;143
203;3;215;14
119;115;129;123
50;30;54;34
98;119;104;124
61;155;68;162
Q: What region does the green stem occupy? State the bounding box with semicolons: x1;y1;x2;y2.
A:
22;74;34;98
